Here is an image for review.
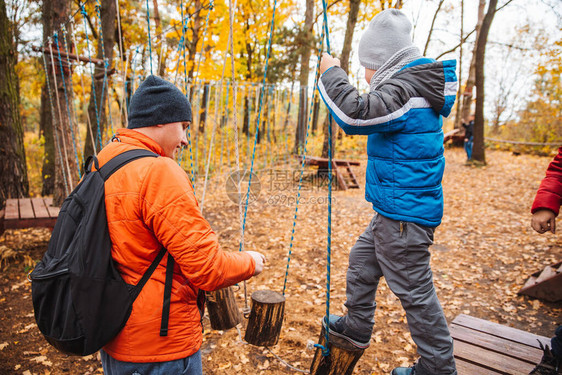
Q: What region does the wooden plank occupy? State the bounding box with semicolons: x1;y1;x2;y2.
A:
450;324;543;364
454;340;535;375
19;198;35;219
4;218;57;230
31;198;50;219
332;161;347;190
456;358;502;375
44;198;60;218
4;199;19;220
452;314;550;348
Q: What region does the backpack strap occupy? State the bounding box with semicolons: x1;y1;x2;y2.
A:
160;254;175;336
99;149;159;181
97;149;175;338
130;247;168;301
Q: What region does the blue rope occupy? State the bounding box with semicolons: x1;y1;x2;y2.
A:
94;0;114;140
180;5;196;187
129;47;140;105
282;26;325;296
145;0;153;74
53;33;81;179
80;2;103;150
313;4;333;357
238;0;279;252
42;41;70;193
61;25;85;171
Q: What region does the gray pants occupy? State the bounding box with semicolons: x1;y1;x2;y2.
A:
345;213;456;375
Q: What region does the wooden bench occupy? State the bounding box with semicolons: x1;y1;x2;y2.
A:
450;314;550;374
0;197;60;235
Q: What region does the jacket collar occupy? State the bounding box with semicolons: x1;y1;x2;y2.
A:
112;128;166;157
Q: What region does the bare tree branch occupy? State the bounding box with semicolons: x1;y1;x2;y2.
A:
423;0;445;56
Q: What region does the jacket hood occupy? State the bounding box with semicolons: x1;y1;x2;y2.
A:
391;58;458;117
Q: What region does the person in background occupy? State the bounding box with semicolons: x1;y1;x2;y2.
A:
462;114;474;161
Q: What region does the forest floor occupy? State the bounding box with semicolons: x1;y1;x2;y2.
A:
0;147;561;375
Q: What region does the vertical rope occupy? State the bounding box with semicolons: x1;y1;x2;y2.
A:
238;0;282;250
145;0;153;74
94;0;114;139
177;0;196;187
41;43;70;195
80;2;103;150
53;33;81;178
115;0;127;127
282;26;325;296
70;21;97;154
48;39;74;193
315;1;333;357
61;24;84;158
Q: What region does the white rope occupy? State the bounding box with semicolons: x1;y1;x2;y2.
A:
115;0;127;127
200;82;221;214
48;40;74;194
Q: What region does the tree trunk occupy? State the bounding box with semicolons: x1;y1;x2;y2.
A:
295;0;314;154
40;85;54;196
461;0;485;125
453;0;464;132
0;0;28;209
83;0;116;160
41;0;78;206
152;0;166;78
472;0;498;164
321;0;360;158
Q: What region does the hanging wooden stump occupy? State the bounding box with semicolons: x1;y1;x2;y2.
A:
244;290;285;346
309;323;366;375
206;286;242;331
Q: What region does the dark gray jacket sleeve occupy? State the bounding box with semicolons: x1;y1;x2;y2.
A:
317;67;415;135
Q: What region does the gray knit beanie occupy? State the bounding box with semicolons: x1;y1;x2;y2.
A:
128;75;192;129
358;9;414;70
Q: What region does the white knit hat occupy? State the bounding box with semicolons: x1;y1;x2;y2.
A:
358;9;414;70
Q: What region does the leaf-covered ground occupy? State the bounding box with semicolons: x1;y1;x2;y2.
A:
1;148;560;375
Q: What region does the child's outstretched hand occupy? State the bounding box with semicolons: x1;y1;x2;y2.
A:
531;209;556;234
320;53;341;74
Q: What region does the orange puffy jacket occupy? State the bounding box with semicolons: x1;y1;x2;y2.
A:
98;129;255;362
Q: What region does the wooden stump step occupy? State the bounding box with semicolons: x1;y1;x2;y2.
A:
206;286;242;331
244;290;285;347
309;323;365;375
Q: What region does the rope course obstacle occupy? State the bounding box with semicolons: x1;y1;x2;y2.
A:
28;0;360;372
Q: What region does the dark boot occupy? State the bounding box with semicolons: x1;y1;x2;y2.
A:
529;342;562;375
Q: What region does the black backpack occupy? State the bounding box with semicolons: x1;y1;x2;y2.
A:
30;149;175;356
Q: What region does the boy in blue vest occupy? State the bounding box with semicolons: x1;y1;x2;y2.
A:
318;9;457;375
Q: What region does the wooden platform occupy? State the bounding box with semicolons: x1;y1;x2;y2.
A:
297;155;361;190
1;198;60;235
451;314;550;374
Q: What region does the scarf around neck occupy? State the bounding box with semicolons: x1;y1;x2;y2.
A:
369;46;422;91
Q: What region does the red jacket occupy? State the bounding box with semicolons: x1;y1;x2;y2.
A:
532;146;562;216
98;129;255;362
